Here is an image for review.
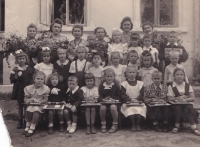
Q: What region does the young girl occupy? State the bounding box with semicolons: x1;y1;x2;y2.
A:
23;71;50;137
69;46;91;87
167;68;200;136
99;68;121;133
53;47;71;89
81;73;99;134
128;33;143;65
34;47;54;84
121;66;146;131
68;25;88;61
88;53;104;87
107;29;128;64
47;72;65;134
104;52;127;84
138;51;158;87
10;50;34;129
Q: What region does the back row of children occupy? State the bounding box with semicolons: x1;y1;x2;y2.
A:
10;18;198;137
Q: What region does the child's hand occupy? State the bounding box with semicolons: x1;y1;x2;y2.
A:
51;88;60;95
18;71;22;77
71;106;77;113
179;95;188;99
33;99;41;104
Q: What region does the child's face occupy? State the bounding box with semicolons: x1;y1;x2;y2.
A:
152;74;162;86
85;79;94;89
128;53;138;64
169;56;179;65
122;21;131;32
43;38;52;47
58;50;67;61
130;38;139;47
174;70;185;84
68;80;78;90
52;23;62;34
143;38;152;47
51;76;59;86
168;34;177;44
43;52;50;64
77;48;86;60
73;28;82;38
111;55;120;65
126;68;137;80
143;25;153;34
93;55;101;66
105;72;115;84
27;28;37;38
17;56;26;66
143;56;151;68
34;75;45;87
96;29;105;40
112;32;121;43
87;36;96;45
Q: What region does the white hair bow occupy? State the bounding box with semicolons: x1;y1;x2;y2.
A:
42;47;51;51
15;49;23;54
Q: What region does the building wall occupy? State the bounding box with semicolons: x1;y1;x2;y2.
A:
3;0;196;84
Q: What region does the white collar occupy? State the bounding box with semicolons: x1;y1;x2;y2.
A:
103;82;114;89
128;62;137;66
169;63;181;68
172;81;185;87
167;42;178;46
143;66;153;70
77;59;86;63
143;45;153;50
153;84;162;89
66;86;79;94
56;60;69;66
16;65;28;71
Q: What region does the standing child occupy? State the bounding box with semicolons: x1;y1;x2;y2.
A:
81;73;99;134
34;47;54;84
159;31;188;67
69;46;91;87
142;35;159;68
88;53;104;87
63;76;84;134
143;71;170;132
107;29;128;64
68;25;88;61
138;51;158;87
99;68;121;133
104;51;127;84
53;47;71;89
10;50;34;129
23;71;50;137
127;50;140;71
121;66;146;131
164;50;188;86
47;72;65;134
167;68;200;136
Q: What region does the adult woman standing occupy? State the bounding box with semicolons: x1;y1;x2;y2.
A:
120;17;133;44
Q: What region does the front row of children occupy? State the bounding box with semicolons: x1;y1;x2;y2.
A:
22;66;200;137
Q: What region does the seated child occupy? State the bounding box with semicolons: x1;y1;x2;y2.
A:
143;71;170;132
142;34;159;68
127;50;140;71
81;73;99;134
63;76;84;134
53;47;71;89
23;71;50;137
34;47;54;84
159;31;188;67
167;68;200;136
121;66;146;131
104;51;127;84
138;51;158;87
164;50;188;86
88;53;104;87
69;46;91;87
47;72;65;134
99;68;121;133
108;29;128;64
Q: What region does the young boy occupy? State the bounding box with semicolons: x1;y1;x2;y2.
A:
159;31;188;67
143;71;170;132
86;34;96;62
63;76;84;133
164;50;188;85
69;46;91;87
142;34;159;68
127;50;140;71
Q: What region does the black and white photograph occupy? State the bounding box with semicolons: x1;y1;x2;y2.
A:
0;0;200;147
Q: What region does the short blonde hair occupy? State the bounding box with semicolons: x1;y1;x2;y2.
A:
112;29;122;42
169;50;180;58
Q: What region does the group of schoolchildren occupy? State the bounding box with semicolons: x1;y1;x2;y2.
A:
10;18;200;138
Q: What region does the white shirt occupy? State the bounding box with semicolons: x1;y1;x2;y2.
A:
81;86;99;100
89;66;104;77
69;59;90;73
143;45;159;63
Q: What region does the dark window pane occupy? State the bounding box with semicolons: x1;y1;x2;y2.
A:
141;0;154;24
54;0;66;25
159;0;173;25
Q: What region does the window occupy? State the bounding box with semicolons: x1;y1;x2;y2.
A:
0;0;4;32
40;0;87;26
140;0;178;27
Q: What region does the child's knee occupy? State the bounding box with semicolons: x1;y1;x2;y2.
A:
48;110;54;115
110;105;117;111
57;110;63;115
91;107;96;112
64;109;69;115
100;105;107;112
